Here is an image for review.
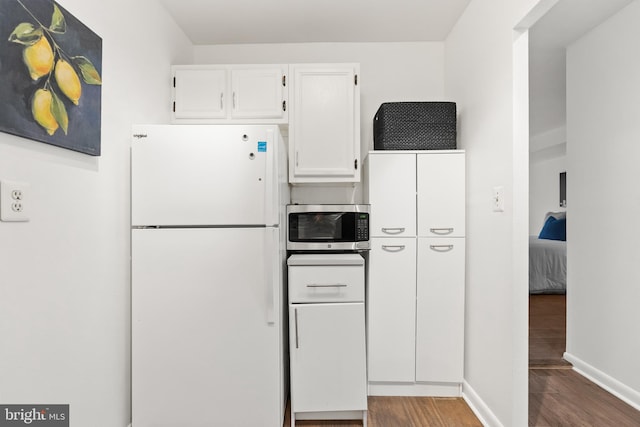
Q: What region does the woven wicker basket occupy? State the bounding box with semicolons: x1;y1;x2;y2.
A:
374;102;457;150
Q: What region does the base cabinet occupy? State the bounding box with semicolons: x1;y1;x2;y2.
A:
289;303;367;412
288;254;367;426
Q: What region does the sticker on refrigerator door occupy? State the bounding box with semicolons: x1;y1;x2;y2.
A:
257;141;267;152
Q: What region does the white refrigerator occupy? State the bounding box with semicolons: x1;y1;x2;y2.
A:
131;124;289;427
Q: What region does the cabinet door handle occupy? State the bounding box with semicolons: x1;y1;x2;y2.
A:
430;244;454;252
232;92;236;109
220;93;224;110
306;283;348;288
382;227;406;235
382;245;406;252
430;227;454;235
294;308;299;349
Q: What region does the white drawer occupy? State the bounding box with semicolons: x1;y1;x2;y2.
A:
288;254;364;303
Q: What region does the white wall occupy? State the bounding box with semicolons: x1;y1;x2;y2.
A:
529;126;567;234
445;0;534;425
566;0;640;406
193;42;445;204
0;1;192;425
529;152;566;233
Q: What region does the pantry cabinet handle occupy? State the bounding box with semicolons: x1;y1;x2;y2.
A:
294;308;299;349
381;227;405;235
382;245;406;252
430;244;454;252
430;228;454;235
306;284;347;288
233;92;236;109
220;93;224;110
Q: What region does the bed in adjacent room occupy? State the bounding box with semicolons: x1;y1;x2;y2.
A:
529;212;567;294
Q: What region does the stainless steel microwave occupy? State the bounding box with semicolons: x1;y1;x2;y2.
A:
286;204;370;251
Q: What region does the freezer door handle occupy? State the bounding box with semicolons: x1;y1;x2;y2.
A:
264;128;276;225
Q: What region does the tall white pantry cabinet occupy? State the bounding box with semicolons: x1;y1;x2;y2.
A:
366;150;465;397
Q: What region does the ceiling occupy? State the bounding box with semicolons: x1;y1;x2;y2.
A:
160;0;633;141
529;0;634;138
160;0;472;45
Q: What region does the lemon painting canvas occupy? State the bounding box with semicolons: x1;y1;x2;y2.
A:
0;0;102;156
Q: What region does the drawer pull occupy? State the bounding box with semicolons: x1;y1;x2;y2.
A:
430;244;454;252
382;245;406;252
306;283;348;288
382;227;406;235
430;228;454;235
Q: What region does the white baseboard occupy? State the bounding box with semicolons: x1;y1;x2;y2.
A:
462;380;503;427
564;352;640;411
368;381;461;397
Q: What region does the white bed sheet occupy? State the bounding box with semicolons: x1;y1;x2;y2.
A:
529;235;566;294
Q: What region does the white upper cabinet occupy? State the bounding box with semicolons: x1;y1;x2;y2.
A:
417;152;465;237
171;64;287;123
173;66;227;120
289;64;361;183
368;153;416;237
230;67;287;120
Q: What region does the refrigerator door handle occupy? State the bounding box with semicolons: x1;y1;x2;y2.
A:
265;227;278;325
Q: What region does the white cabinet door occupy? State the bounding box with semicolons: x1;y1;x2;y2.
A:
367;237;417;382
290;303;367;413
368;153;416;237
289;64;360;183
417;152;465;237
173;66;226;119
231;66;287;120
415;237;465;383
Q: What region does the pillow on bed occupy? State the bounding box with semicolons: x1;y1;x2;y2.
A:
538;215;566;241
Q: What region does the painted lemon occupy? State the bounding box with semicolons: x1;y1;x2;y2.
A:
54;59;82;105
31;89;59;135
23;36;54;80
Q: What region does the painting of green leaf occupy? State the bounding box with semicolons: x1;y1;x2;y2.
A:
0;0;102;156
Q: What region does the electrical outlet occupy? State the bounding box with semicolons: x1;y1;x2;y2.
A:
493;186;505;212
1;180;29;222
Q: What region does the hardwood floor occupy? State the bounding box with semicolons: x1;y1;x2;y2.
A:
529;294;640;426
529;368;640;426
529;294;571;368
278;295;640;426
283;396;483;427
